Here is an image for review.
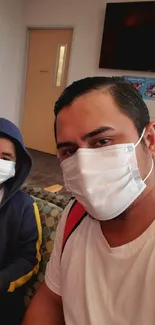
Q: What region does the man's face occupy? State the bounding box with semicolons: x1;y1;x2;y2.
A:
56;90;154;182
0;138;16;162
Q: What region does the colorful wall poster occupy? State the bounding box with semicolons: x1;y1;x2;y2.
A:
124;76;146;97
143;78;155;101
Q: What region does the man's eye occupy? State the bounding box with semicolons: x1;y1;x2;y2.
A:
93;138;111;148
61;148;76;158
1;157;11;161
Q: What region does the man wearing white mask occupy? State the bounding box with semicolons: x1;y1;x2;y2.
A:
23;77;155;325
0;118;42;325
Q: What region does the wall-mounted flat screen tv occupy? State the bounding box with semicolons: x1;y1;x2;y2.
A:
99;2;155;72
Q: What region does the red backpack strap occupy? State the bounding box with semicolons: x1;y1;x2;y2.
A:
61;200;87;257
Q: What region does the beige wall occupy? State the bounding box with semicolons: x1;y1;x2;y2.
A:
0;0;26;125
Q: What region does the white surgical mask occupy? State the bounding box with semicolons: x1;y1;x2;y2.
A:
0;159;15;184
61;129;153;221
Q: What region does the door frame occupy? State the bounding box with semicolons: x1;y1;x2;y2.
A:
20;26;75;130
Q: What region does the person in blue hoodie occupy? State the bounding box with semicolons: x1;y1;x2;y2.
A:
0;118;42;324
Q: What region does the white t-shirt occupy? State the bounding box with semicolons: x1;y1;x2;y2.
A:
45;200;155;325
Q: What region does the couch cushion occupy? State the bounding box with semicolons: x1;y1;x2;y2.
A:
22;183;71;209
24;196;63;306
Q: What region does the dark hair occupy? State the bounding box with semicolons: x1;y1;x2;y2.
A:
54;76;150;139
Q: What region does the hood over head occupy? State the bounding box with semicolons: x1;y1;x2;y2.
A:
0;118;32;205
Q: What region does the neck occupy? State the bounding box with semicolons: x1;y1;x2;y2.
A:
100;184;155;248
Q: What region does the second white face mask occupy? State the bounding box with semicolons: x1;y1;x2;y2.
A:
61;132;153;221
0;159;15;184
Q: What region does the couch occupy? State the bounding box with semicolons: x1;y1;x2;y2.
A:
22;183;71;209
23;185;71;306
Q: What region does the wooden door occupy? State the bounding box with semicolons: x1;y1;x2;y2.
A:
22;29;73;154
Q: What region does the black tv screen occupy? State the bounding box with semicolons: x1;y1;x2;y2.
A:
99;1;155;72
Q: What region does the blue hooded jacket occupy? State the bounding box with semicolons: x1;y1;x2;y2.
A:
0;118;42;295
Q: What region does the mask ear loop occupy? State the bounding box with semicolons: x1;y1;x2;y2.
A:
135;128;146;148
144;159;154;182
136;128;154;182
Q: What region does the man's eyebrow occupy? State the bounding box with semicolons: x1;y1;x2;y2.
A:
82;126;115;140
57;142;75;149
57;127;115;149
2;152;14;159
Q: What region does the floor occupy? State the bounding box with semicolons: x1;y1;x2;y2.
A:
27;149;64;189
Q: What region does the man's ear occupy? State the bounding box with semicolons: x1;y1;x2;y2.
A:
144;122;155;157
